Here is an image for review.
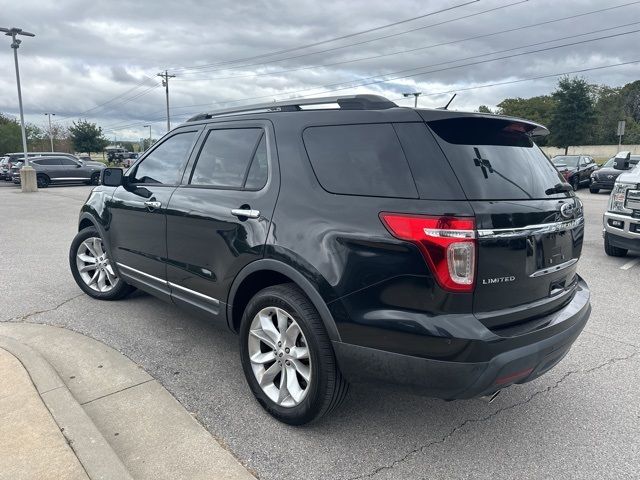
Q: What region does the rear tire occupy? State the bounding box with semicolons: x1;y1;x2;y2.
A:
69;227;135;300
36;174;49;188
239;283;349;425
604;233;628;257
589;187;599;194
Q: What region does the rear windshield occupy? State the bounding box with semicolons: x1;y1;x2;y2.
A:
428;118;565;200
552;156;579;167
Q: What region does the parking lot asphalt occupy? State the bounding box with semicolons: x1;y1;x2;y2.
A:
1;181;638;480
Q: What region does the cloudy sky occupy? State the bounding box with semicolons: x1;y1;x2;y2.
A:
1;0;639;141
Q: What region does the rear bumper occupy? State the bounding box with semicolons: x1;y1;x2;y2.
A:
333;277;590;399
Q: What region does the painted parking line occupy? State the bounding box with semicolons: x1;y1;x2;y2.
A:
620;257;640;270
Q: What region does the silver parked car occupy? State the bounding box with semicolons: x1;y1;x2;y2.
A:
11;156;105;188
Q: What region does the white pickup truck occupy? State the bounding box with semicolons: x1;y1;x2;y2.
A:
603;151;640;256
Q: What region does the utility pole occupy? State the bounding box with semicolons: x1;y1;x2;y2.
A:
143;124;152;150
1;26;37;192
157;70;175;131
44;112;55;151
403;92;422;108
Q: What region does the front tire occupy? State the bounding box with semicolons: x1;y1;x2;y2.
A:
604;233;628;257
589;187;599;194
239;283;349;425
571;176;579;191
90;172;100;185
69;227;135;300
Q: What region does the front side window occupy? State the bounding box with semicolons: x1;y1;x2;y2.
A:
190;128;265;189
58;158;79;166
133;131;198;185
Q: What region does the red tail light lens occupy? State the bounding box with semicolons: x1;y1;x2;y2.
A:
380;213;476;293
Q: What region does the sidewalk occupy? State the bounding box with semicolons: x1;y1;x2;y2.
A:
0;323;256;480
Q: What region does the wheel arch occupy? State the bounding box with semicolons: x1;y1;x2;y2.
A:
227;259;341;342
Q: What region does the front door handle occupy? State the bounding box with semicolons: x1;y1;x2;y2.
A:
231;208;260;219
144;200;162;209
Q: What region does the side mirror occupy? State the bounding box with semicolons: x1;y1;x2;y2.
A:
613;151;631;170
101;168;124;187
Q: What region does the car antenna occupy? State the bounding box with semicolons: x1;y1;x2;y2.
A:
438;93;457;110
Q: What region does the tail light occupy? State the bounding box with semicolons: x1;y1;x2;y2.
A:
380;213;476;293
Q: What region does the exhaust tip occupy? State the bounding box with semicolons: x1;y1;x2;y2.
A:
480;390;501;404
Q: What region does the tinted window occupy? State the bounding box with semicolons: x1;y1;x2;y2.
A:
33;158;60;166
59;158;79;166
551;156;579;168
244;135;268;190
190;128;263;188
303;124;418;198
392;123;464;200
133;131;197;185
428;118;565;200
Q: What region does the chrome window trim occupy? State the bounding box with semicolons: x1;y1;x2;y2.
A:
529;258;579;278
477;217;584;239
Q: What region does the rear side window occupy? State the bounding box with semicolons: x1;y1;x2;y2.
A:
33;158;60;166
428;118;565;200
303;124;418;198
190;128;265;189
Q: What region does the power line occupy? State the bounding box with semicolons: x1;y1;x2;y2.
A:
175;0;528;75
103;59;640;134
169;0;481;73
134;26;640;120
58;76;157;120
179;17;640;83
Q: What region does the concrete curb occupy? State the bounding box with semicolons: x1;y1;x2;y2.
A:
0;335;133;480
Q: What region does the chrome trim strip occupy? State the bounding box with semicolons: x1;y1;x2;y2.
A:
529;258;578;278
168;281;220;305
116;262;167;285
477;217;584;239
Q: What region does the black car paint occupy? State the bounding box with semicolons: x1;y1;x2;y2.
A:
591;157;640;191
552;156;597;188
79;104;590;399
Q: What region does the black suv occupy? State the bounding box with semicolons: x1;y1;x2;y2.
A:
69;95;591;424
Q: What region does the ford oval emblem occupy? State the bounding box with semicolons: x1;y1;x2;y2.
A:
560;202;574;219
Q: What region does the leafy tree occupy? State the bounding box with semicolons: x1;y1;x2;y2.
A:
547;77;596;154
141;137;157;151
68;119;109;153
496;95;556;146
0;113;22;154
477;105;492;114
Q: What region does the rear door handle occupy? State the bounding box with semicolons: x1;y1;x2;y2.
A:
144;200;162;209
231;208;260;219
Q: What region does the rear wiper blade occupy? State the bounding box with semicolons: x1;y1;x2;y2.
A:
545;183;572;195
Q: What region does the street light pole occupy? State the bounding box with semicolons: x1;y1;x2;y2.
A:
44;112;55;151
143;124;152;150
403;92;422;108
1;26;37;192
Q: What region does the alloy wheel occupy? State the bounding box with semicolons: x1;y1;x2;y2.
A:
75;237;119;292
248;307;312;408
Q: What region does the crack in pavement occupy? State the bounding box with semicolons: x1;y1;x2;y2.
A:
346;350;639;480
2;293;84;323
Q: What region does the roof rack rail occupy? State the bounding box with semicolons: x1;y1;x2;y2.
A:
187;94;397;122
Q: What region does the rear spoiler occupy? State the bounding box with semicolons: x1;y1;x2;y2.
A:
417;110;550;137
